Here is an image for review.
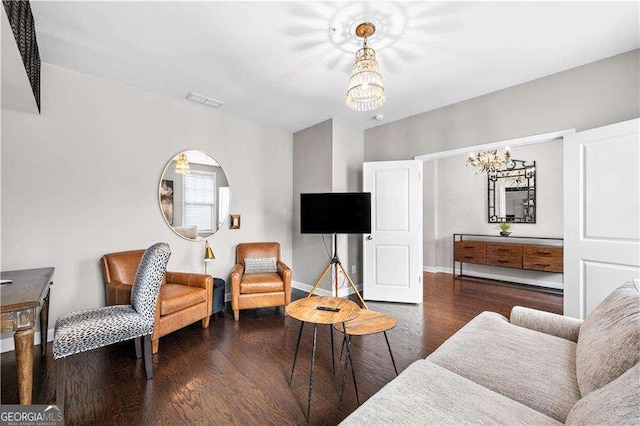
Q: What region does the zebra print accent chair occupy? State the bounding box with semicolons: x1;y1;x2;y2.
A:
53;242;171;416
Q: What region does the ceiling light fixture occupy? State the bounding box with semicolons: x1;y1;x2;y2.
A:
346;22;385;112
175;153;190;174
466;148;512;174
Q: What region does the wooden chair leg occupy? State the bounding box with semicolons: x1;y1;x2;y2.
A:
40;291;50;356
134;337;142;359
234;310;239;321
152;338;159;355
56;357;66;417
202;316;210;329
143;335;153;380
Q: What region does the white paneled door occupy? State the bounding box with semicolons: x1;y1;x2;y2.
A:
363;160;423;303
564;118;640;319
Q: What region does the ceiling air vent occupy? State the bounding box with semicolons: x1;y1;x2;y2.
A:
186;92;224;108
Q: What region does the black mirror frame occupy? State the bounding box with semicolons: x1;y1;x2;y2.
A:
487;160;536;224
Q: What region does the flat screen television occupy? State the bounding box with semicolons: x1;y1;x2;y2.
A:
301;192;371;234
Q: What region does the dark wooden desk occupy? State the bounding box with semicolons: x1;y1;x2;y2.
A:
1;267;54;404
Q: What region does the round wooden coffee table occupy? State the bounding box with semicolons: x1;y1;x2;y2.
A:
286;296;360;420
333;310;399;402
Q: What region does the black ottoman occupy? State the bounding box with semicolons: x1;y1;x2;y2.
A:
213;278;225;314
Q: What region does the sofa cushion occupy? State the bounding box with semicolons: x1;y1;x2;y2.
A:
576;281;640;396
427;312;580;422
54;305;153;359
341;360;561;426
159;284;206;316
565;363;640;426
240;273;283;294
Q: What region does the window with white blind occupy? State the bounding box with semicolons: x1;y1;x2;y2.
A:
183;171;216;232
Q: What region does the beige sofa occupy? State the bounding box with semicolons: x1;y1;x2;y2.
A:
342;281;639;425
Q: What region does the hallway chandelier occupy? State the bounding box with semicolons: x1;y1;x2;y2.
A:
466;148;512;174
175;153;190;174
346;22;385;112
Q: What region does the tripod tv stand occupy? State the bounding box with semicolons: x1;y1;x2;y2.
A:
306;234;368;309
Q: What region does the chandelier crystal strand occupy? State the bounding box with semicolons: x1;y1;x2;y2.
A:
346;23;385;111
466;149;511;174
175;153;190;174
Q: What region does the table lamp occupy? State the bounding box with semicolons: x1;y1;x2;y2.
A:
204;240;215;274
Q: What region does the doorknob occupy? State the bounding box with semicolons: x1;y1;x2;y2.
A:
367;235;373;240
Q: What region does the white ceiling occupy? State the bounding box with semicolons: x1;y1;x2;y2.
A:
30;1;639;133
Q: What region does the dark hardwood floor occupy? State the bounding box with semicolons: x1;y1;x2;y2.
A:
1;273;562;425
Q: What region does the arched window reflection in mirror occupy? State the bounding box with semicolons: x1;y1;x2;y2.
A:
159;150;231;240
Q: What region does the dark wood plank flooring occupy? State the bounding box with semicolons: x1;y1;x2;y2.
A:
1;273;562;425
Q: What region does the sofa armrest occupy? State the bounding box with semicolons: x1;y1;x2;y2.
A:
230;264;244;311
106;281;132;306
230;264;244;283
165;271;212;290
277;260;292;305
276;260;291;282
510;306;583;342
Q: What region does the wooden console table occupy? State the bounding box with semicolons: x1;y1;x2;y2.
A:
453;234;563;283
0;267;54;404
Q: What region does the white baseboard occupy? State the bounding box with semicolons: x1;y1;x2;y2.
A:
1;329;54;354
423;266;452;274
292;280;362;297
423;266;563;290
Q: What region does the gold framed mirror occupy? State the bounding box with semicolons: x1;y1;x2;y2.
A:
159;150;231;240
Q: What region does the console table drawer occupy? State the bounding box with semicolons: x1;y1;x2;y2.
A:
523;245;563;259
523;245;563;272
454;241;486;264
486;243;522;268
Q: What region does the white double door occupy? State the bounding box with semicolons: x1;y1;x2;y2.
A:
363;160;423;304
564;118;640;318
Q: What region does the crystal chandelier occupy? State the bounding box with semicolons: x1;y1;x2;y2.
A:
346;22;385;112
175;153;190;174
466;149;512;174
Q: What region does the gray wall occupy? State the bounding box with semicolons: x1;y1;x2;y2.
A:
332;118;365;285
366;49;639;284
1;63;293;340
292;118;364;292
429;141;564;287
365;49;640;161
292;120;333;287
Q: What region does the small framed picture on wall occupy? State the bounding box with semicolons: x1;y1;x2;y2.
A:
230;214;241;229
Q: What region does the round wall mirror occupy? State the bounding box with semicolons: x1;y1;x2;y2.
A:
159;150;231;240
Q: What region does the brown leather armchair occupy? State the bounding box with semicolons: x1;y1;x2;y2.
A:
231;242;291;321
101;249;213;354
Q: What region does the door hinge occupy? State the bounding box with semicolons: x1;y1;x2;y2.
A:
419;275;422;283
